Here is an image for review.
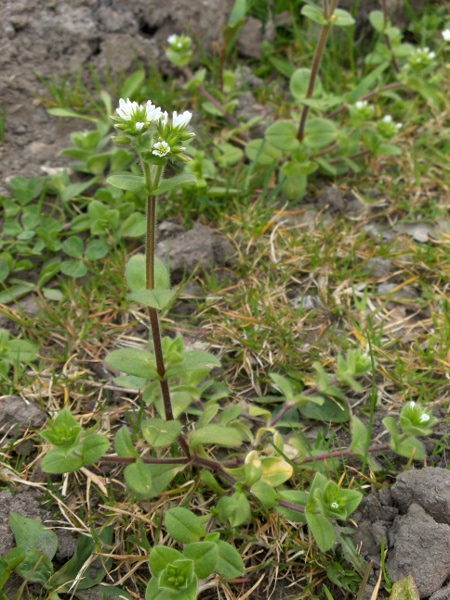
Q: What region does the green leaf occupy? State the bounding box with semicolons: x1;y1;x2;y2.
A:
60;259;87;278
120;212;147;238
141;418;182;447
127;289;176;310
126;254;170;291
290;68;323;100
265;120;299;152
396;437;425;461
150;547;183;577
165;350;220;379
350;416;369;457
303;118;337;148
41;409;82;447
9;514;58;561
152;174;197;196
107;173;146;193
369;10;385;32
299;395;349;423
60;178;99;203
183;542;218;579
62;236;84;259
214;540;244;578
245;138;282;166
15;549;53;585
260;456;293;487
251;481;279;508
0;282;34;304
124;459;153;499
276;490;308;522
120;69;146;99
47;107;98;122
85;239;109;261
106;348;159;380
189;425;243;449
115;426;139;458
41;446;83;474
143;463;185;499
165;508;206;544
301;4;327;25
305;511;336;552
388;576;420;600
145;575;198;600
376;143;401;156
332;9;355;27
81;434;110;465
269;373;294;401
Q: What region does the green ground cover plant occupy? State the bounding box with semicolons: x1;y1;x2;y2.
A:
1;1;450;599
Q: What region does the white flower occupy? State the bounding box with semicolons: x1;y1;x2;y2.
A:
144;101;162;122
135;122;145;131
152;141;171;157
116;98;140;121
443;29;450;42
167;34;178;45
420;413;430;423
355;100;368;110
173;110;192;129
160;111;169;127
331;502;339;509
383;115;393;123
409;401;416;408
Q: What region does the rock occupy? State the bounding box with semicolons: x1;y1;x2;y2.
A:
362;258;391;279
0;396;47;436
376;283;419;301
317;186;345;213
430;585;450;600
391;468;450;526
156;222;235;284
387;504;450;598
237;17;275;60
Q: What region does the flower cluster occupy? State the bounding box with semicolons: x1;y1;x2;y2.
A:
111;98;194;162
377;115;402;139
166;34;193;67
408;46;436;69
352;99;375;121
400;401;437;436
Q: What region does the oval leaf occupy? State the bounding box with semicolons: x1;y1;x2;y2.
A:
152;174;197;196
189;425;243;449
165;508;206;544
107;173;146;192
127;289;176;310
265;120;299;152
106;348;159;380
141;418;182;447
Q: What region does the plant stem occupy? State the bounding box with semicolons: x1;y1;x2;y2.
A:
143;164;191;458
381;0;401;73
297;0;339;141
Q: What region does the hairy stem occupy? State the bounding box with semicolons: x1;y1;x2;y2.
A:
297;0;339;141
